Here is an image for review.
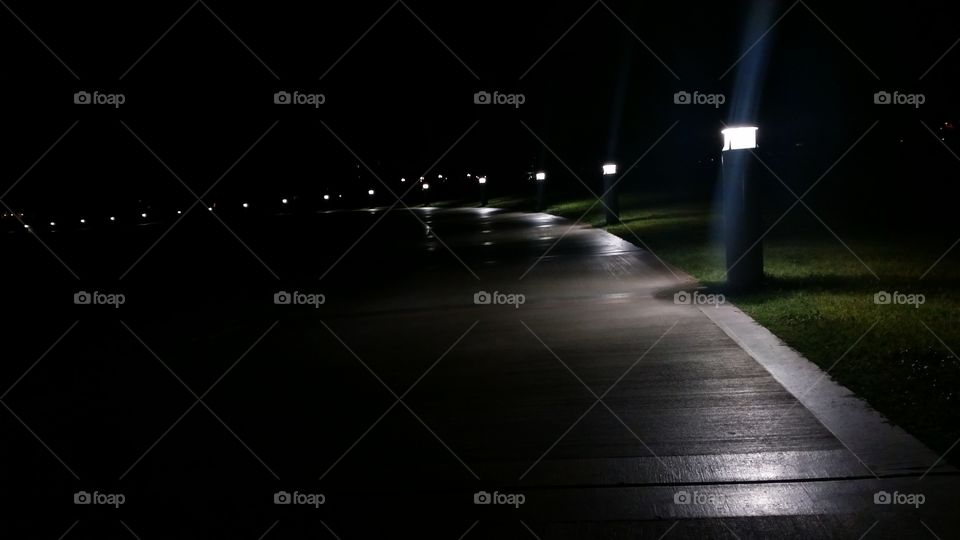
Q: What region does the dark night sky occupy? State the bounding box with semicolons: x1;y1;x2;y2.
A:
2;0;959;216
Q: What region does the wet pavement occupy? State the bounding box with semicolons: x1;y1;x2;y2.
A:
3;207;957;538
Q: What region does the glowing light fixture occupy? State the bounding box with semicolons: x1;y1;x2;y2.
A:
281;198;289;204
422;183;430;190
80;218;86;224
535;172;546;181
368;189;375;196
602;163;617;175
242;202;249;208
478;176;487;184
49;221;56;226
141;213;147;218
323;194;330;200
109;217;116;221
721;127;758;151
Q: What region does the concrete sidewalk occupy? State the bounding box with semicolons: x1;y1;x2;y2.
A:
315;208;958;538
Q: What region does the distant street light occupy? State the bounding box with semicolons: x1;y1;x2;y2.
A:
109;216;116;221
368;189;375;196
601;162;619;225
401;178;406;183
80;218;86;224
323;194;330;200
721;126;762;290
478;176;488;206
141;213;147;218
535;171;547;212
49;221;56;227
242;202;249;208
422;183;430;190
281;198;289;204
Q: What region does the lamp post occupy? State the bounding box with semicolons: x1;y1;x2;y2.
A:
478;176;487;207
534;171;547;212
721;126;762;290
422;182;431;206
601;163;618;225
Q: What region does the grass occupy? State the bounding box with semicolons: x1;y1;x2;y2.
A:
540;195;960;459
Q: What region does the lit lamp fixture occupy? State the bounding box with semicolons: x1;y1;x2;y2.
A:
720;126;762;290
323;194;330;200
721;126;758;151
176;210;182;215
80;218;86;224
478;176;487;207
109;216;116;222
281;198;289;204
601;162;619;225
534;171;547;212
400;178;406;183
367;189;375;196
422;183;430;190
242;202;249;208
141;213;147;218
49;221;56;227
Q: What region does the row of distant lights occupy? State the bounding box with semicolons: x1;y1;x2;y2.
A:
11;170;555;229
